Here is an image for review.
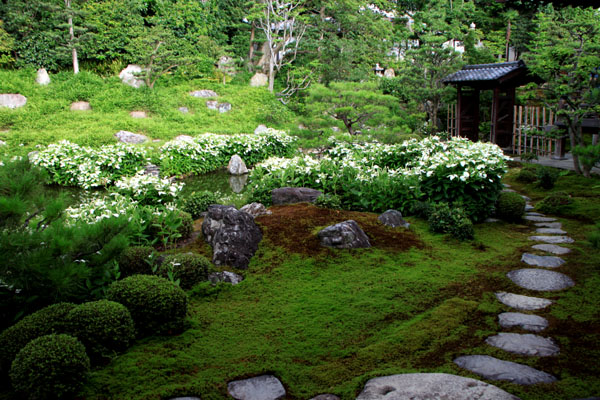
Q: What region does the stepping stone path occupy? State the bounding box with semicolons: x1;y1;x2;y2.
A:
535;222;562;229
524;215;557;222
454;355;557;385
521;253;565;268
536;228;567;234
526;212;544;216
227;375;285;400
485;333;559;356
498;312;548;332
532;244;571;255
507;268;575;291
529;235;574;244
525;204;534;211
495;292;553;311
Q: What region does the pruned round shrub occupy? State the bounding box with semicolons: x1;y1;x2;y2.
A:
9;334;90;400
495;192;525;222
0;302;75;373
118;246;156;276
159;253;213;289
428;202;474;240
516;168;537;183
177;210;194;239
106;275;187;337
537;191;572;215
181;190;218;219
314;193;342;210
411;201;433;218
536;166;560;189
63;300;135;361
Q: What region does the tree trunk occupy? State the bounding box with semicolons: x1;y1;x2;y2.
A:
66;0;79;74
505;19;511;61
268;59;275;93
568;118;583;175
247;23;255;68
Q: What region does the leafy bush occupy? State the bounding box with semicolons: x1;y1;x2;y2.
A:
589;222;600;249
536;166;560;189
113;173;183;206
537;191;572;215
314;193;342;210
427;202;474;241
516;168;537;183
159;253;213;289
410;201;433;218
145;209;194;248
0;303;76;373
496;192;525;222
106;275;188;337
177;210;194;239
181;190;218;218
118;246;156;276
9;334;90;400
63;300;135;361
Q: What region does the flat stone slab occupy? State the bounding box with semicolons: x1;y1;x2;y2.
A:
190;89;218;98
227;375;285;400
526;212;545;216
507;268;575;291
498;312;549;332
355;373;519;400
486;333;559;356
536;228;567;234
310;395;340;400
0;93;27;109
454;355;557;385
521;195;531;201
521;253;565;268
532;244;571;255
534;222;562;229
114;130;148;144
525;204;534;211
485;217;500;223
524;216;557;222
502;188;516;193
529;235;574;244
495;292;553;311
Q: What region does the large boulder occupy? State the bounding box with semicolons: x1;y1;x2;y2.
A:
36;68;51;85
378;209;410;229
119;64;146;88
190;90;218;98
202;205;262;270
228;155;248;175
114;130;148;144
70;101;91;111
250;72;268;87
0;94;27;109
272;187;322;205
318;220;371;249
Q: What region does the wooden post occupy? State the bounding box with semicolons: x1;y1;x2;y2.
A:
513;105;517;154
518;106;522;155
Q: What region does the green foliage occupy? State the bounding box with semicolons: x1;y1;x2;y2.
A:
9;334;90;400
0;302;76;373
106;275;187;337
181;190;218;218
143;208;192;249
495;191;525;222
314;193;342;210
589;222;600;249
118;246;156;277
516;168;537;183
537;191;573;215
63;300;135;361
0;20;14;67
159;253;213;289
410;200;433;218
536;165;560;189
427;202;474;241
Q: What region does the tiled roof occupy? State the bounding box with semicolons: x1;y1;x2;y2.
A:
443;60;525;83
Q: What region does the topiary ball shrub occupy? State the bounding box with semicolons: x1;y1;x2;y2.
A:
537;191;573;215
159;253;213;289
314;193;342;210
428;202;474;241
106;275;187;337
9;334;90;400
181;191;218;219
495;192;525;222
516;168;537;183
536;166;560;189
63;300;135;362
177;210;194;239
0;302;75;373
118;246;157;276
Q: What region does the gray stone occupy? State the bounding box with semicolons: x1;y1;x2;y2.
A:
454;355;557;385
144;163;160;177
524;215;557;222
272;187;322;205
218;102;232;113
383;68;395;78
119;64;146;88
175;135;194;142
0;94;27;109
130;110;147;118
169;397;201;400
507;268;575;291
378;209;409;228
250;72;268;87
36;68;50;85
503;184;511;188
486;332;559;356
227;375;285;400
208;271;243;286
521;253;565;268
228;155;248;175
534;222;562;229
178;106;189;114
495;292;553;311
529;235;574;244
536;228;567;234
318;220;371;249
521;195;532;201
331;126;340;133
240;202;271;218
356;373;519;400
114;130;148;144
190;89;218;98
202;205;262;270
525;204;534;211
532;244;571;255
70;101;91;111
485;217;500;223
526;212;544;216
254;124;269;134
310;395;340;400
498;312;549;332
229;175;248;193
502;188;516;193
206;100;218;110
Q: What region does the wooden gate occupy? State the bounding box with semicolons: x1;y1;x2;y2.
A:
512;106;559;157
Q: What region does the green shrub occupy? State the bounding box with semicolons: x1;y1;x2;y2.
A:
411;201;433;218
118;246;157;276
520;152;539;162
0;302;76;373
495;192;525;222
314;193;342;210
106;275;188;337
589;222;600;249
177;210;194;239
9;334;90;400
147;209;194;247
181;191;218;219
159;253;213;289
516;168;537;183
428;203;474;241
536;166;560;189
537;191;573;215
63;300;135;361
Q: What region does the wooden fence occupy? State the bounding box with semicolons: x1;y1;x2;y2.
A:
447;103;458;137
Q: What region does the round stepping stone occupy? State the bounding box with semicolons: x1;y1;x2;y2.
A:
532;244;571;255
529;235;574;244
508;268;575;291
495;292;553;311
536;228;567;234
227;375;285;400
534;222;562;229
355;373;518;400
498;312;549;332
524;216;557;222
486;333;559;356
521;253;565;268
454;355;557;385
526;212;545;216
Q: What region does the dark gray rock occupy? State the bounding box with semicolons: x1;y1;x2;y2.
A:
114;130;148;144
507;268;575;291
524;215;557;222
486;332;559;356
495;292;553;311
208;271;243;286
240;202;271;218
228;155;248;175
190;90;218;98
144;163;160;177
272;187;322;205
0;94;27;109
521;253;565;268
229;175;248;193
202;205;262;269
529;235;574;244
309;395;340;400
378;209;410;228
318;220;371;249
532;244;571;255
227;375;285;400
355;373;519;400
454;355;557;385
498;312;549;332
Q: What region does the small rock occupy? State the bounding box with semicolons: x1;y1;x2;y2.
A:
130;110;147;118
454;355;557;385
218;102;232;113
534;222;562;229
206;100;218;110
484;217;500;223
529;235;574;244
521;253;565;268
378;209;409;228
318;220;371;249
298;124;307;130
114;130;148;144
190;90;218;98
169;397;201;400
0;94;27;109
250;72;268;87
254;125;269;134
36;68;51;85
175;135;194;142
272;187;322;205
525;204;534;211
310;395;340;400
498;312;549;332
503;184;511;188
178;106;189;114
524;215;557;222
495;292;553;311
532;244;571;255
521;195;532;201
70;101;91;111
507;268;575;291
502;188;516;193
536;228;567;234
119;64;146;88
331;126;340;133
227;375;285;400
486;332;559;356
144;163;160;177
229;175;248;193
240;202;271;218
228;155;248;175
526;212;544;216
208;271;243;286
383;68;395;78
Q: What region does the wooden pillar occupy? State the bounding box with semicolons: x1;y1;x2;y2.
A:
490;87;499;144
457;85;462;137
